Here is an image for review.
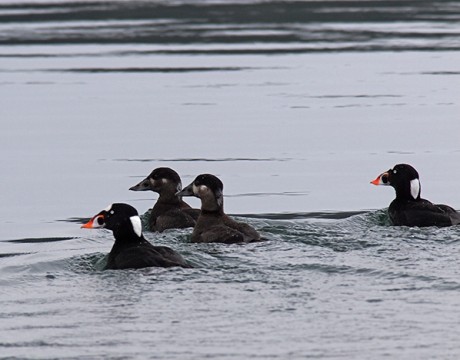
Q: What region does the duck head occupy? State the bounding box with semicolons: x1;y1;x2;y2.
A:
176;174;224;212
371;163;421;200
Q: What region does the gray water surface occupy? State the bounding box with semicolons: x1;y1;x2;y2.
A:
1;1;460;359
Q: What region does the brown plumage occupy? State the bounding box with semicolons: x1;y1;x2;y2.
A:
129;167;200;232
177;174;261;244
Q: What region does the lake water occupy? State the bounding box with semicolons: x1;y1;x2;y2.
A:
1;1;460;358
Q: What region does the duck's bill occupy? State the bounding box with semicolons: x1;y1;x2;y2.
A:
176;183;194;197
370;172;389;186
129;177;150;191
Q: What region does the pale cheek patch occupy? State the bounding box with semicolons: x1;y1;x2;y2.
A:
410;179;420;199
130;216;142;237
192;184;207;196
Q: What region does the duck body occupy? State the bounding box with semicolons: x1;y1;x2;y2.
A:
177;174;261;243
82;203;191;270
129;167;200;232
106;238;189;270
149;198;198;232
388;198;459;227
371;163;460;227
192;210;261;244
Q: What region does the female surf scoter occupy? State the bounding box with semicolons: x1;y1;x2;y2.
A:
371;163;460;227
176;174;261;243
129;167;200;232
81;203;191;270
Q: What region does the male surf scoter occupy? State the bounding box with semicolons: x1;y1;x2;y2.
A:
81;203;191;270
176;174;261;243
371;163;460;227
129;167;200;232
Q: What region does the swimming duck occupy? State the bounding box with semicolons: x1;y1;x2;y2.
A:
176;174;261;243
81;203;191;269
129;167;200;232
371;163;460;227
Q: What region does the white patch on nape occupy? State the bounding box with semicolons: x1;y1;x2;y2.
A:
410;179;420;199
130;216;142;237
216;192;224;207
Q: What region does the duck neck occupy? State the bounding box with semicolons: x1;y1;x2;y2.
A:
112;220;143;246
394;179;421;201
201;207;225;216
200;195;224;214
157;192;182;205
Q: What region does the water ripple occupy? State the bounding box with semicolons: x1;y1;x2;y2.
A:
47;66;253;73
0;1;458;53
112;157;293;162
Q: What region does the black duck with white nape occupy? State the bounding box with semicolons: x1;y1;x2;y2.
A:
82;203;191;270
371;164;460;227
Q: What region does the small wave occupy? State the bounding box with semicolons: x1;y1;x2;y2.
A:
47;66;253;73
227;191;309;198
5;236;76;244
112;157;292;163
58;217;88;224
0;252;31;258
235;210;368;220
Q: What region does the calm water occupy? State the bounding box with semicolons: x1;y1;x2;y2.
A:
1;1;460;358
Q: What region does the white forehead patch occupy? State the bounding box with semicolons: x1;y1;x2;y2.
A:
103;204;113;212
130;216;142;237
410;179;420;199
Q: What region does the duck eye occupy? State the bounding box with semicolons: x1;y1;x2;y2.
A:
382;174;389;184
393;169;397;174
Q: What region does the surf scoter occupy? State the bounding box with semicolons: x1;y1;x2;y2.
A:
371;163;460;227
81;203;191;270
176;174;261;243
129;167;200;232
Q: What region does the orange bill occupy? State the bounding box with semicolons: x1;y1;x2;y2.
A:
81;215;104;229
370;175;381;185
370;172;388;186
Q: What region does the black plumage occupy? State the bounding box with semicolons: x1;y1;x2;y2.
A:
371;164;460;227
82;203;191;270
